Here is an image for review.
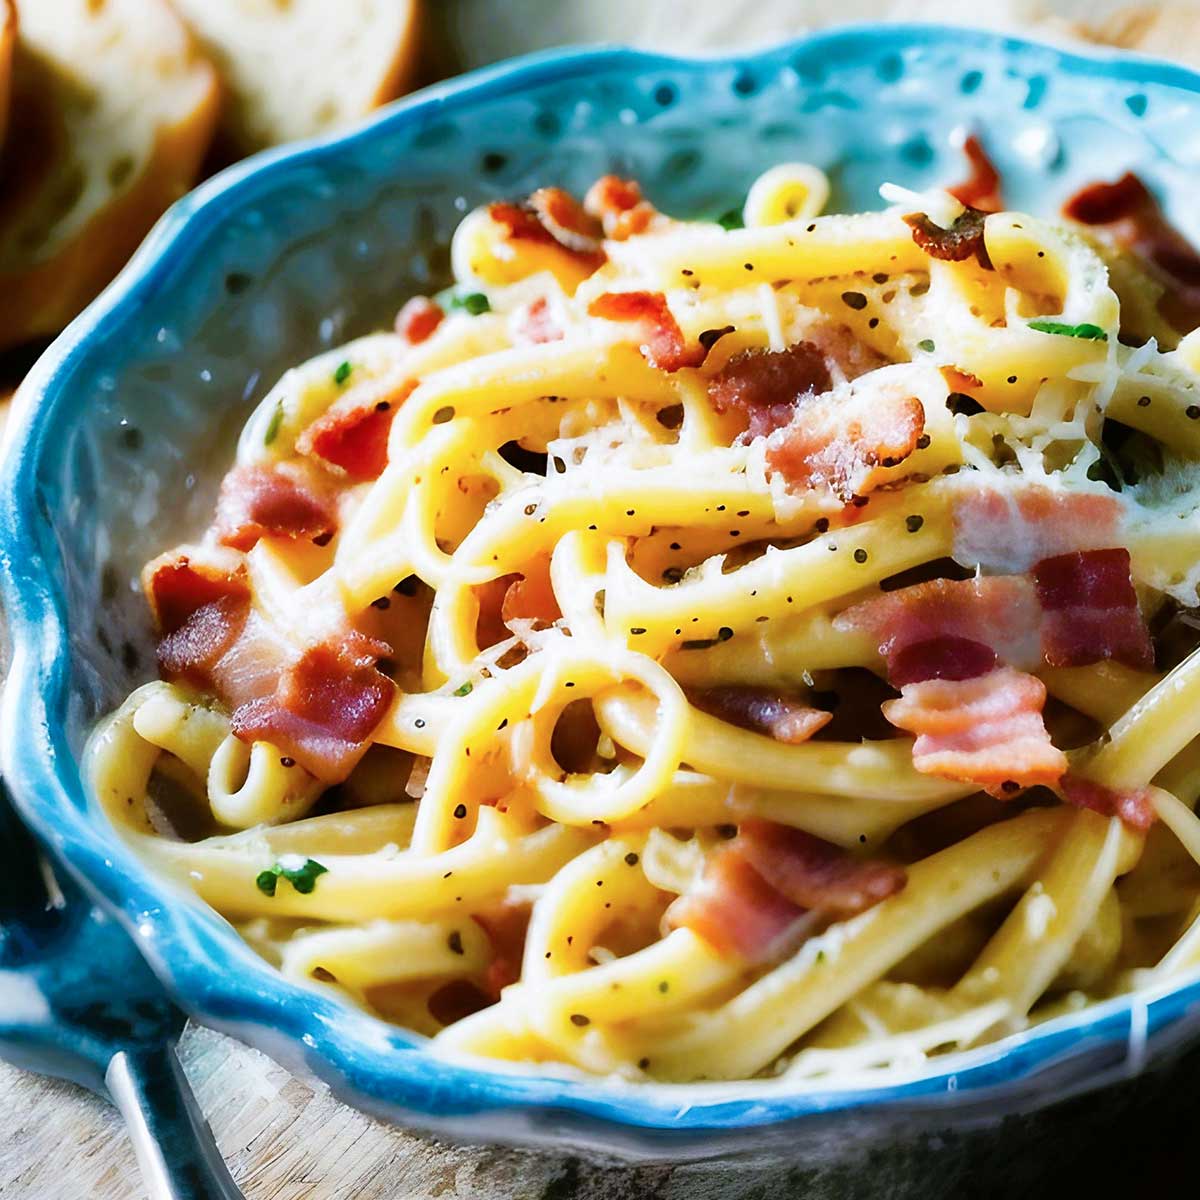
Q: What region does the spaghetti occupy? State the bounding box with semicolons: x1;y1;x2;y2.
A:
88;160;1200;1082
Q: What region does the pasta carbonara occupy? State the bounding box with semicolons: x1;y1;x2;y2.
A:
87;153;1200;1083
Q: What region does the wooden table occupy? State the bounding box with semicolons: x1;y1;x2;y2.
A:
5;3;1200;1197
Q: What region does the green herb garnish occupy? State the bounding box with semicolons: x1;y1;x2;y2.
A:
1027;320;1108;342
255;857;328;897
333;360;353;386
263;401;285;446
716;206;745;231
454;681;474;697
917;338;936;353
451;292;491;316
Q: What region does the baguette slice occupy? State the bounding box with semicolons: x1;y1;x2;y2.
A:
0;0;218;350
171;0;421;155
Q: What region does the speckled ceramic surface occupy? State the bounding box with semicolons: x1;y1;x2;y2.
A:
6;23;1200;1161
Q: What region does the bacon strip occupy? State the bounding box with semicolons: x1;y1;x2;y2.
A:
1060;775;1156;831
835;576;1043;682
765;389;925;501
296;379;416;482
882;668;1067;793
736;820;906;916
688;686;831;744
948;135;1004;214
489;189;606;271
667;851;812;964
475;557;562;649
230;631;395;783
707;342;833;438
588;290;703;372
215;462;339;551
473;900;532;999
143;550;248;635
953;484;1123;574
668;824;904;963
394;296;444;344
584;174;657;240
1034;548;1153;671
1064;173;1200;334
904;208;993;271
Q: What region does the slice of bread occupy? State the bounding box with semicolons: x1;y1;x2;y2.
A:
170;0;421;155
0;0;218;350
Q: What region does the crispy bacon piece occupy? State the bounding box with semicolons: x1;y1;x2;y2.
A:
215;462;339;551
1060;775;1156;831
736;820;906;916
489;188;606;271
296;379;416;482
143;550;248;635
584;174;657;240
765;389;925;501
904;208;993;271
394;296;444;344
588;290;703;372
667;850;811;964
688;686;832;744
474;899;532;999
1064;172;1200;334
515;296;563;344
668;824;904;963
474;557;561;649
707;342;833;438
1034;548;1153;671
230;631;395;782
882;668;1067;794
835;576;1042;682
952;484;1123;574
948;135;1004;214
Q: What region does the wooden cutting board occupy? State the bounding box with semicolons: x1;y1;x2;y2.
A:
4;3;1200;1197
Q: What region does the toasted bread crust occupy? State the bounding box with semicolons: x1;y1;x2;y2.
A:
0;0;218;349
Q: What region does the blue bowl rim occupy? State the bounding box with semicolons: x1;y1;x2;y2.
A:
4;21;1200;1136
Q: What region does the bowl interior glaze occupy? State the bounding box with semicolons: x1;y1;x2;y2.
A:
5;23;1200;1159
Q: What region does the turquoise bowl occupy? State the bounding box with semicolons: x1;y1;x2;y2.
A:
4;23;1200;1164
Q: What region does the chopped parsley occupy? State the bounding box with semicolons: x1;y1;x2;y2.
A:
333;360;353;385
449;291;491;316
917;338;936;353
1027;319;1108;342
255;857;328;897
716;206;745;231
263;401;285;446
454;681;473;697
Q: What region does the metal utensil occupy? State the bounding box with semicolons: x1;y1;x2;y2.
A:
0;782;245;1199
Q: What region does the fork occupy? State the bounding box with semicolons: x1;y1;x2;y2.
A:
0;782;245;1199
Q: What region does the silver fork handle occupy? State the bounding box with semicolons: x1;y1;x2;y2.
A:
106;1044;246;1200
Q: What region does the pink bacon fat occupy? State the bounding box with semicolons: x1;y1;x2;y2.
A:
835;575;1043;681
882;668;1068;795
952;483;1124;575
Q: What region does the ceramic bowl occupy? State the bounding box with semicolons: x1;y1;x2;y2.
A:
5;22;1200;1166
